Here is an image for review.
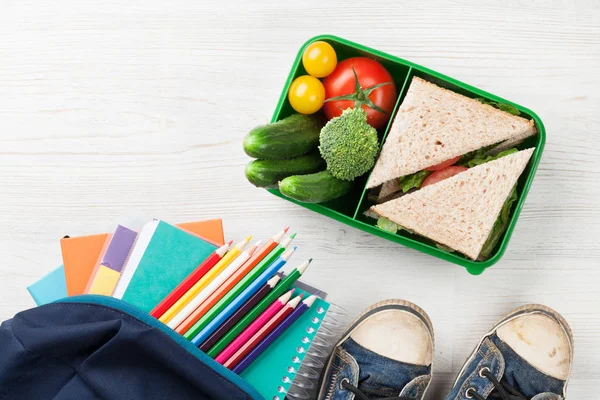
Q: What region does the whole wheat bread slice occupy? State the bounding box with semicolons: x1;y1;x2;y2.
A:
367;77;536;189
371;148;535;259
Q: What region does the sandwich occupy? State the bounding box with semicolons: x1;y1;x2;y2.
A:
365;77;538;260
367;77;537;202
370;148;534;260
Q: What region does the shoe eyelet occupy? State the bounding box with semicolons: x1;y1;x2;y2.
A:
479;367;491;378
339;377;349;390
465;387;477;399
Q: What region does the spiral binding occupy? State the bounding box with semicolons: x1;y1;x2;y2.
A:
282;302;347;400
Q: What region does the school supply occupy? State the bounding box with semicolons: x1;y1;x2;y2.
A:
61;219;225;297
150;241;232;319
177;234;296;336
62;233;109;296
177;229;288;329
26;222;339;400
239;291;334;400
214;261;311;363
188;248;298;345
115;220;218;312
158;237;252;324
199;275;281;352
206;257;310;357
85;225;138;296
27;265;68;306
165;239;259;328
232;295;316;374
221;294;302;368
216;290;294;364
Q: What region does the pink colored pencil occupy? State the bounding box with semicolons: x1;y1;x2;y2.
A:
214;289;294;364
222;295;302;369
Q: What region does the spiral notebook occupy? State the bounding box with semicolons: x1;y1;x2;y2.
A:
239;285;342;400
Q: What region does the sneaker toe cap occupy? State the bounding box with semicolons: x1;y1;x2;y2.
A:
497;312;573;380
350;308;433;366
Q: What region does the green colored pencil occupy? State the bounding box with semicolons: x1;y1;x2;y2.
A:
182;234;296;340
206;260;310;357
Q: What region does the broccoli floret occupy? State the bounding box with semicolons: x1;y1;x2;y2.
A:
319;108;379;181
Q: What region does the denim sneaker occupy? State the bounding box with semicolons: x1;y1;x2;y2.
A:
317;299;434;400
445;304;573;400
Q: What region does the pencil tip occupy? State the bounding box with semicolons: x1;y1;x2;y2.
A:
304;295;318;307
283;226;289;233
280;289;294;302
227;240;233;246
298;259;311;274
289;232;297;239
245;236;252;242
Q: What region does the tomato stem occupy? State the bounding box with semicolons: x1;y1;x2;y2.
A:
324;67;393;115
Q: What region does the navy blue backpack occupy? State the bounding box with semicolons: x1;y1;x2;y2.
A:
0;295;264;400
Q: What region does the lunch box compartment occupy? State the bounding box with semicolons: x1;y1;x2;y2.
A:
267;35;545;275
267;36;412;219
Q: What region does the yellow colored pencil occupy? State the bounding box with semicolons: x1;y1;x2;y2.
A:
159;236;251;324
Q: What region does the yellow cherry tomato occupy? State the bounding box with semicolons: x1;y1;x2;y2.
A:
288;75;325;115
302;41;337;78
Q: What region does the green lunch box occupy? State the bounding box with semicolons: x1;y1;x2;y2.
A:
267;34;545;275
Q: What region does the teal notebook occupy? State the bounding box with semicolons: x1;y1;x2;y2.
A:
116;220;217;312
27;265;68;306
240;288;330;400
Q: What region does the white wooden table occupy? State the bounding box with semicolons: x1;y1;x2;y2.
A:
1;0;598;397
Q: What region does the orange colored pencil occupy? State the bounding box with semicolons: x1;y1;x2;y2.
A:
175;228;288;335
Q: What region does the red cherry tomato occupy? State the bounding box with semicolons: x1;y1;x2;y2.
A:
422;166;468;188
322;57;397;129
425;156;461;171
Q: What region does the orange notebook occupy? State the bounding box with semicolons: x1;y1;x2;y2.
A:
61;219;225;296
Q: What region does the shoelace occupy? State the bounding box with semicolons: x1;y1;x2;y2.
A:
466;369;528;400
340;379;416;400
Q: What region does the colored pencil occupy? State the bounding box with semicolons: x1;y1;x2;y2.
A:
180;233;296;338
174;229;288;335
165;240;260;329
232;295;316;374
159;237;251;324
189;247;297;345
206;257;311;357
150;241;231;319
199;275;281;352
220;294;301;367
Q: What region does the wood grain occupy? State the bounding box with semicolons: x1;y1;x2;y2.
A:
1;0;598;397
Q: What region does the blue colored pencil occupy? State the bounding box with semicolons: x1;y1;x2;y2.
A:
191;247;296;346
232;295;316;374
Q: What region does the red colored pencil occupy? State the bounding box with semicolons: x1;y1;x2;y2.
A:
150;241;231;318
221;295;303;369
174;227;288;335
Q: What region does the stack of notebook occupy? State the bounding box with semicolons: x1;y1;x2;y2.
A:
28;218;338;399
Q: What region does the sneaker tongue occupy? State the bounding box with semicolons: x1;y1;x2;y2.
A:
342;337;430;398
490;334;566;398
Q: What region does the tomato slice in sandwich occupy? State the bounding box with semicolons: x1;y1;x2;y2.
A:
424;156;461;171
421;165;468;188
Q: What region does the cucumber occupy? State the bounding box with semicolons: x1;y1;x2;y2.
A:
245;153;326;188
279;171;353;203
243;114;323;160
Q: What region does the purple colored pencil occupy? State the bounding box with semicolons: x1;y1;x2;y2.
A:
199;275;280;353
232;295;317;374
